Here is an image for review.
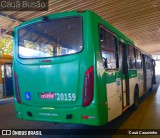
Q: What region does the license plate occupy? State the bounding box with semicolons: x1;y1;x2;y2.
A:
40;92;55;99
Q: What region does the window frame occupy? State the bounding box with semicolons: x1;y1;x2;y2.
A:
17;16;84;59
135;49;142;69
146;55;152;69
128;44;136;69
99;25;119;70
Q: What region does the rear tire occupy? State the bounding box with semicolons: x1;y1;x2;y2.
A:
133;85;139;110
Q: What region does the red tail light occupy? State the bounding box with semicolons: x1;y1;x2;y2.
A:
82;66;94;106
14;72;21;103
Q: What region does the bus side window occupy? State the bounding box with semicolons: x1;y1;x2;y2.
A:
145;55;148;69
136;49;142;69
99;27;118;69
102;57;108;68
128;45;136;69
148;56;152;69
145;55;152;69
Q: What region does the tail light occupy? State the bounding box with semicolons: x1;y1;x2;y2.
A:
14;72;21;103
82;66;94;106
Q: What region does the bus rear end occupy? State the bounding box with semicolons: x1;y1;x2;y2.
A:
13;11;102;126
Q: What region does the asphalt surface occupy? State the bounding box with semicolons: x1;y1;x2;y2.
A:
0;98;130;138
0;85;159;138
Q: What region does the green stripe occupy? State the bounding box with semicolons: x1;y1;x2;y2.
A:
128;70;137;78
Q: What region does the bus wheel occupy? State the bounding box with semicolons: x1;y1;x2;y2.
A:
133;85;139;110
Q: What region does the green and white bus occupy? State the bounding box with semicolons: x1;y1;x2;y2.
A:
13;10;156;126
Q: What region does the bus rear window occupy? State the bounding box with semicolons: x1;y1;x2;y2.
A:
18;17;83;58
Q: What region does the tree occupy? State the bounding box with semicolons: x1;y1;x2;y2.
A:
0;37;13;55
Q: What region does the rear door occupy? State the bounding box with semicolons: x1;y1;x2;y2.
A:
99;26;122;122
119;42;130;111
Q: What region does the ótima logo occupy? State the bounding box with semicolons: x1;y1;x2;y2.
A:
25;92;31;100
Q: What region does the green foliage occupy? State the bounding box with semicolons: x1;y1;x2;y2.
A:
0;37;13;55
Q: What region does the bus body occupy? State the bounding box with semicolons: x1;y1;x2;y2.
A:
13;10;155;126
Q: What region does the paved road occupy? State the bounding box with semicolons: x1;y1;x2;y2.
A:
0;98;129;138
0;86;158;138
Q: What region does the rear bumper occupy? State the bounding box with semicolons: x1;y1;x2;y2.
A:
15;102;82;124
14;101;107;126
